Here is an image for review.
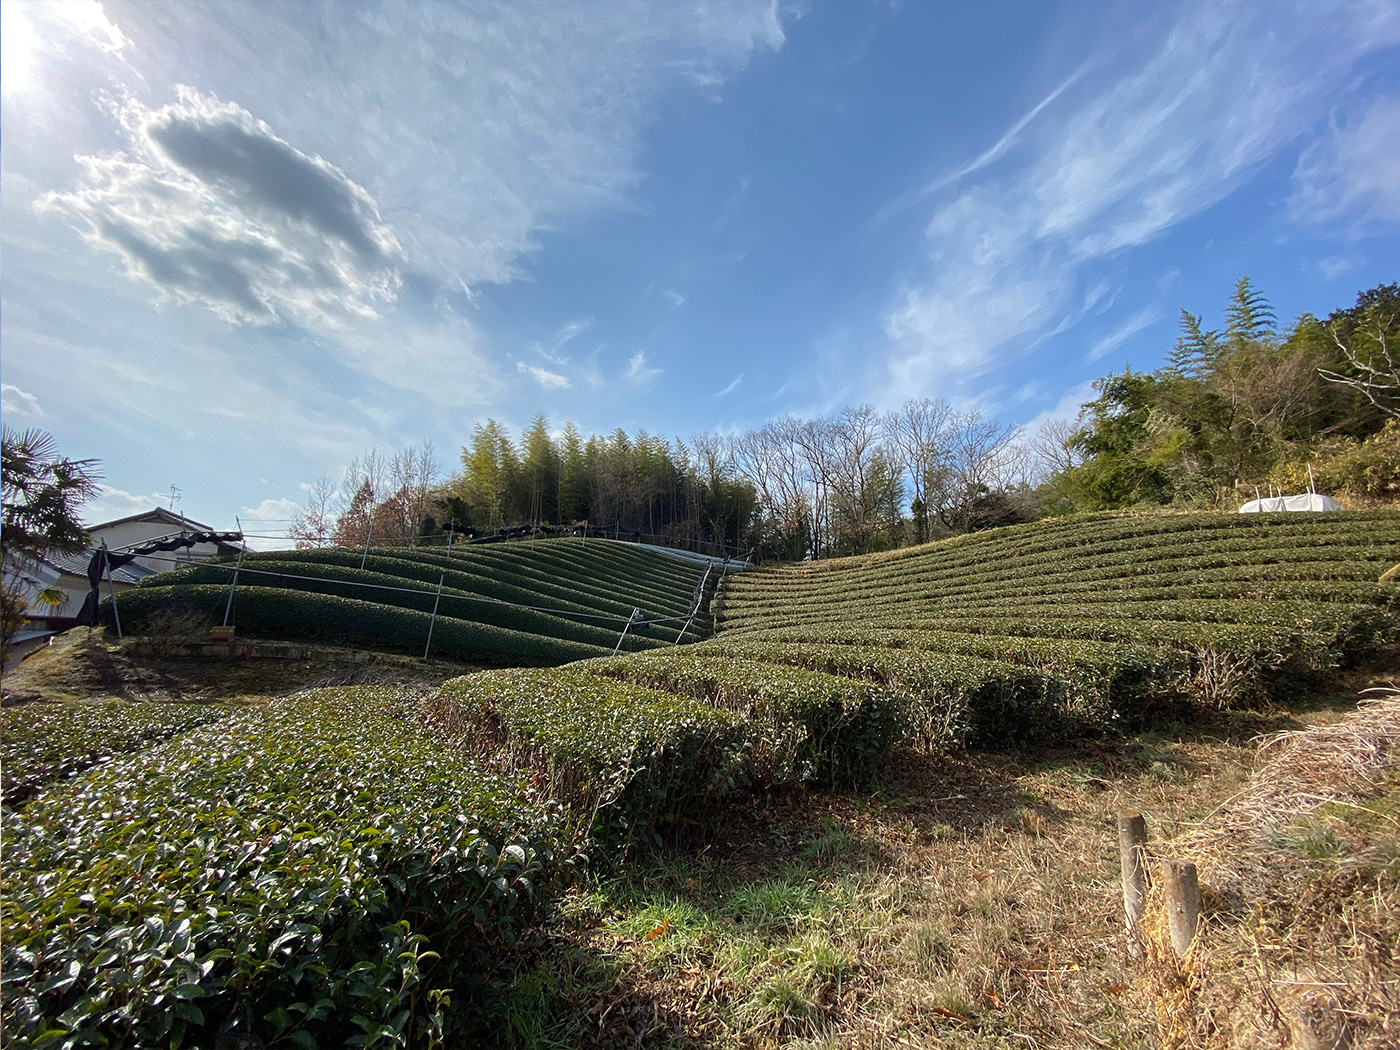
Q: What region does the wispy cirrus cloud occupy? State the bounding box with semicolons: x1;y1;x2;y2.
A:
624;351;663;387
882;1;1400;400
1290;93;1400;233
1087;305;1161;362
710;373;744;398
518;361;572;390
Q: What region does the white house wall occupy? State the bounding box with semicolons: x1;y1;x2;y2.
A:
89;521;225;575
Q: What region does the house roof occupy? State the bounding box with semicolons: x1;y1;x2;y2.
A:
85;507;245;555
87;507;216;532
44;549;153;585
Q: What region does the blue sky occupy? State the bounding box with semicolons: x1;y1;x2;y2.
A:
2;0;1396;545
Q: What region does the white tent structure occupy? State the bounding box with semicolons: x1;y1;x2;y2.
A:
1240;468;1342;513
1238;492;1342;513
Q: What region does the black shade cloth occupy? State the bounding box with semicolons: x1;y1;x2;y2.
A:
76;531;242;626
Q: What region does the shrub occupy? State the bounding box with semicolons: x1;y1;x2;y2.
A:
677;639;1084;746
1;701;231;808
429;669;748;854
105;585;606;665
579;651;903;783
1;688;562;1049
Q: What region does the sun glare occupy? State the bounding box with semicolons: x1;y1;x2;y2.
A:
1;3;40;94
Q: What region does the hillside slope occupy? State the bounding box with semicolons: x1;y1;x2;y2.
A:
113;537;720;665
699;510;1399;727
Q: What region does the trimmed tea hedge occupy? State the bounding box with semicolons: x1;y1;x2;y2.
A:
676;639;1087;744
126;537;718;661
1;688;562;1049
106;585;608;665
151;560;662;652
430;669;747;852
578;651;902;783
1;701;232;808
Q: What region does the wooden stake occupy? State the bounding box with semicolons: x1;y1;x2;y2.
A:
1162;858;1202;957
1117;810;1148;958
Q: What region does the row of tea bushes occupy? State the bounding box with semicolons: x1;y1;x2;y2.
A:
105;585;609;665
1;688;563;1049
716;513;1400;713
579;651;903;783
151;560;661;652
671;639;1091;744
0;701;232;808
252;547;691;646
428;669;747;852
119;537;718;662
726;512;1400;601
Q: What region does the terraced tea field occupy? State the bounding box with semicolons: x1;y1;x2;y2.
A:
699;510;1400;732
6;511;1398;1048
114;536;715;664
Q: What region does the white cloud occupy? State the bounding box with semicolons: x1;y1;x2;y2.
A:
711;373;744;398
38;87;404;328
235;497;301;550
82;484;174;525
1087;306;1160;362
623;350;663;386
1022;379;1098;433
1312;255;1366;281
1;383;47;419
97;3;786;295
881;1;1400;403
1291;94;1400;231
3;1;128;96
517;361;572;390
552;318;593;349
872;59;1093;225
663;288;687;307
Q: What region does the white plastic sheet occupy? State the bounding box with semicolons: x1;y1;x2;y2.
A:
1238;492;1342;513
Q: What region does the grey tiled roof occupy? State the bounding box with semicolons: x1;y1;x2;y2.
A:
45;550;152;586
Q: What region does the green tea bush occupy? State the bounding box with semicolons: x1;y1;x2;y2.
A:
152;560;662;652
240;541;698;644
667;640;1079;746
105;585;607;665
716;630;1186;725
1;688;562;1049
579;651;902;784
1;702;231;808
429;669;747;853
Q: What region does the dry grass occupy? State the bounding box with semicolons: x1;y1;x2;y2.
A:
0;626;474;706
482;678;1400;1050
490;719;1279;1048
1134;686;1400;1050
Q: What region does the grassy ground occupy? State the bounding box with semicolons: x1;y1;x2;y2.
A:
0;626;479;706
5;635;1394;1048
480;672;1398;1050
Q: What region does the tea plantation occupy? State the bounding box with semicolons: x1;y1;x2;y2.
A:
5;512;1398;1046
110;537;715;664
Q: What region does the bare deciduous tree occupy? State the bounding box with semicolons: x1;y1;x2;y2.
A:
1319;307;1399;419
288;473;336;549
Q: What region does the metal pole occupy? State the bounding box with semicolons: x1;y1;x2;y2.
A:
446;522;454;550
360;520;373;570
102;541;122;640
222;521;245;628
612;608;639;656
423;573;445;660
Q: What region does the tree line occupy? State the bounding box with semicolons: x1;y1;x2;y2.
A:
291;279;1397;561
1048;279;1397;512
